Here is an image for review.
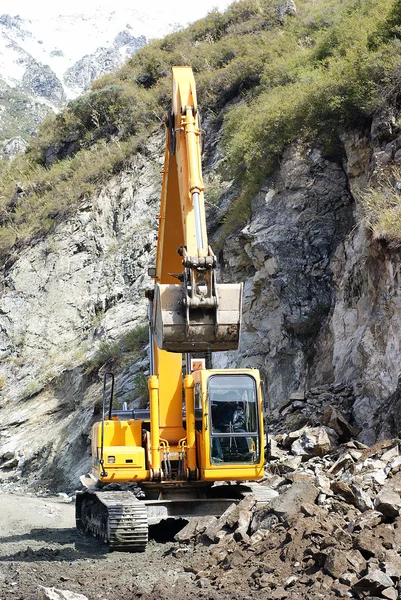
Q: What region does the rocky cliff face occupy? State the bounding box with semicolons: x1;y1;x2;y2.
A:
1;109;401;492
214;144;355;405
0;134;162;491
214;110;401;448
213;113;401;449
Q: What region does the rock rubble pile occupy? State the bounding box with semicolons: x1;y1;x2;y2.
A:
270;383;357;439
173;397;401;599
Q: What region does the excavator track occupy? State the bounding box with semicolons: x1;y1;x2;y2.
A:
76;490;148;552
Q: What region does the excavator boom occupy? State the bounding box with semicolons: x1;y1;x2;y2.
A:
151;66;242;352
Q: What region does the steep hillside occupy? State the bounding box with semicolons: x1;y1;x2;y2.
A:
2;0;401;491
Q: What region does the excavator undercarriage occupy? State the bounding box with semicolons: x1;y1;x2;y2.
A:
76;491;148;551
76;483;251;551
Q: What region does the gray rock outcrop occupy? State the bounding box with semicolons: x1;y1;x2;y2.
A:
64;33;145;93
21;60;65;105
0;134;162;491
214;144;354;405
0;136;28;159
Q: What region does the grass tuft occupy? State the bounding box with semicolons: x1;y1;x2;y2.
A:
357;167;401;248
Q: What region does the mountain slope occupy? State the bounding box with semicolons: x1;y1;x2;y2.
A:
2;0;401;492
0;7;183;145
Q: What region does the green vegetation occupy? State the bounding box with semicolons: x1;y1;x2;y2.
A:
87;324;149;372
0;136;140;255
357;167;401;247
132;372;149;409
2;0;401;252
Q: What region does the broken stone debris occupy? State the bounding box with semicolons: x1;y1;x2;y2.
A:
174;385;401;599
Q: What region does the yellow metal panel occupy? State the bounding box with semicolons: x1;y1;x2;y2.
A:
156;150;184;284
201;465;265;482
97;420;143;447
98;467;149;483
92;421;148;483
156;348;186;442
172;66;198;116
149;375;161;474
104;446;145;468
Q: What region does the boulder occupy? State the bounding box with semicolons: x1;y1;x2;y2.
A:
175;516;214;542
281;428;307;448
346;549;366;576
250;506;280;534
269;482;319;520
322;406;360;441
375;490;401;518
278;455;303;472
291;427;337;457
382;588;398;600
330;480;356;504
315;473;332;495
383;549;401;581
381;447;399;462
324;548;349;579
354;529;386;558
352;510;383;530
351;485;374;511
269;438;287;460
353;569;394;594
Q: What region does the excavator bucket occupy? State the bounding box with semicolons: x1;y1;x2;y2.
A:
152;282;242;352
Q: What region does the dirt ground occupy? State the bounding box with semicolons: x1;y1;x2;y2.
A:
0;493;254;600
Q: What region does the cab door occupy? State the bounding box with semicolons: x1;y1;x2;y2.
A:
198;370;265;482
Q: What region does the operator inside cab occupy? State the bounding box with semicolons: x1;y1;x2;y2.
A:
211;392;248;462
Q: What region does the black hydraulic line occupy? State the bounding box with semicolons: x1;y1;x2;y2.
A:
167;453;172;479
177;452;183;478
100;371;114;478
106;372;115;420
163;452;168;480
148;300;155;376
185;352;191;375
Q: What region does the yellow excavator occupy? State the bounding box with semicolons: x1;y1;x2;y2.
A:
76;67;265;551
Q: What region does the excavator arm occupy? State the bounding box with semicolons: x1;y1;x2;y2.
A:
151;66;242;352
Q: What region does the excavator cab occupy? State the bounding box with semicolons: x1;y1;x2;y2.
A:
208;374;261;465
192;368;265;482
